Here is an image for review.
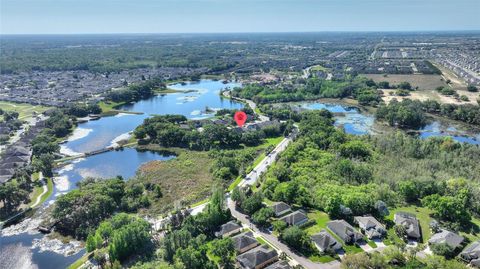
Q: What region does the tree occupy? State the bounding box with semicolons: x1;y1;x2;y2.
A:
0;181;29;214
394;224;407;239
398;180;420;202
211;238;236;268
422;194;471;227
280;226;311;252
272;220;287;233
241;192;264;215
325;194;342;218
430;243;455;258
252;207;274;227
467;85;478;92
341;252;373;269
32;153;55;177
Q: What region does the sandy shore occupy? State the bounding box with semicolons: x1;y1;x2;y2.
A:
53;176;70;192
66;127;92;142
109;132;132;147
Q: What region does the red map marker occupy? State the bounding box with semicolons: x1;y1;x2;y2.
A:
234;111;247;127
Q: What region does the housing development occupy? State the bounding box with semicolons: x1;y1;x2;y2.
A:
1;1;480;269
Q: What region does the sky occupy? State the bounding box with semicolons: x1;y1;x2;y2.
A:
1;0;479;34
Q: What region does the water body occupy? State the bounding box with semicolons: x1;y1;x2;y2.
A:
53;148;176;197
297;101;480;143
0;233;85;269
63;80;242;154
0;80;243;269
298;102;375;135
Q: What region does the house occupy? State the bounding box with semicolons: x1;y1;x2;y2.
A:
245;120;280;131
215;220;242;238
394;212;421;240
311;229;342;253
354;216;386;239
429;229;464;250
279;210;308;226
232;232;260;254
236;245;278;269
270;202;292;217
327;220;363;244
264;260;291;269
460;240;480;267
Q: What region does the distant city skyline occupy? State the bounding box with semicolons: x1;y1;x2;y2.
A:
1;0;480;34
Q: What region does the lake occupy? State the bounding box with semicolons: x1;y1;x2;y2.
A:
0;79;244;269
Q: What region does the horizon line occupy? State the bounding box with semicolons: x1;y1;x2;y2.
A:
2;29;480;36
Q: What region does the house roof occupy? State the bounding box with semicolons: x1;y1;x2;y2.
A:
270;202;291;216
394;212;421;239
232;232;259;252
236;245;278;269
279;210;308;226
6;146;30;156
354;216;384;230
311;229;342;252
215;220;242;237
354;216;386;239
461;241;480;260
327;220;363;243
264;260;291;269
429;229;464;249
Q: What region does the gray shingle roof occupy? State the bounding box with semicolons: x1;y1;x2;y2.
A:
236;245;278;269
215;220;242;237
232;232;259;253
270;202;291;217
354;216;386;239
264;260;291;269
327;220;363;244
279;210;308;226
429;229;464;249
394;212;421;239
311;229;342;252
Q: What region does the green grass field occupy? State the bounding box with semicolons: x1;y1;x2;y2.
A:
0;101;50;120
67;252;93;269
304;210;331;235
28;177;53;208
97;100;127;115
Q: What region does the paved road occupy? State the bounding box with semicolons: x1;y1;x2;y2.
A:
239;135;292;188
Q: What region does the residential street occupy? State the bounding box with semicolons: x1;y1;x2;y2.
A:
227;198;341;269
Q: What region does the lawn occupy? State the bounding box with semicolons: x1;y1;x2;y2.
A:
310;65;328;72
304;210;331;235
28;177;53;208
255;236;269;246
67;252;93;269
0;101;50;120
387;206;434;242
98;100;127;115
309;254;336;263
367;239;377;248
